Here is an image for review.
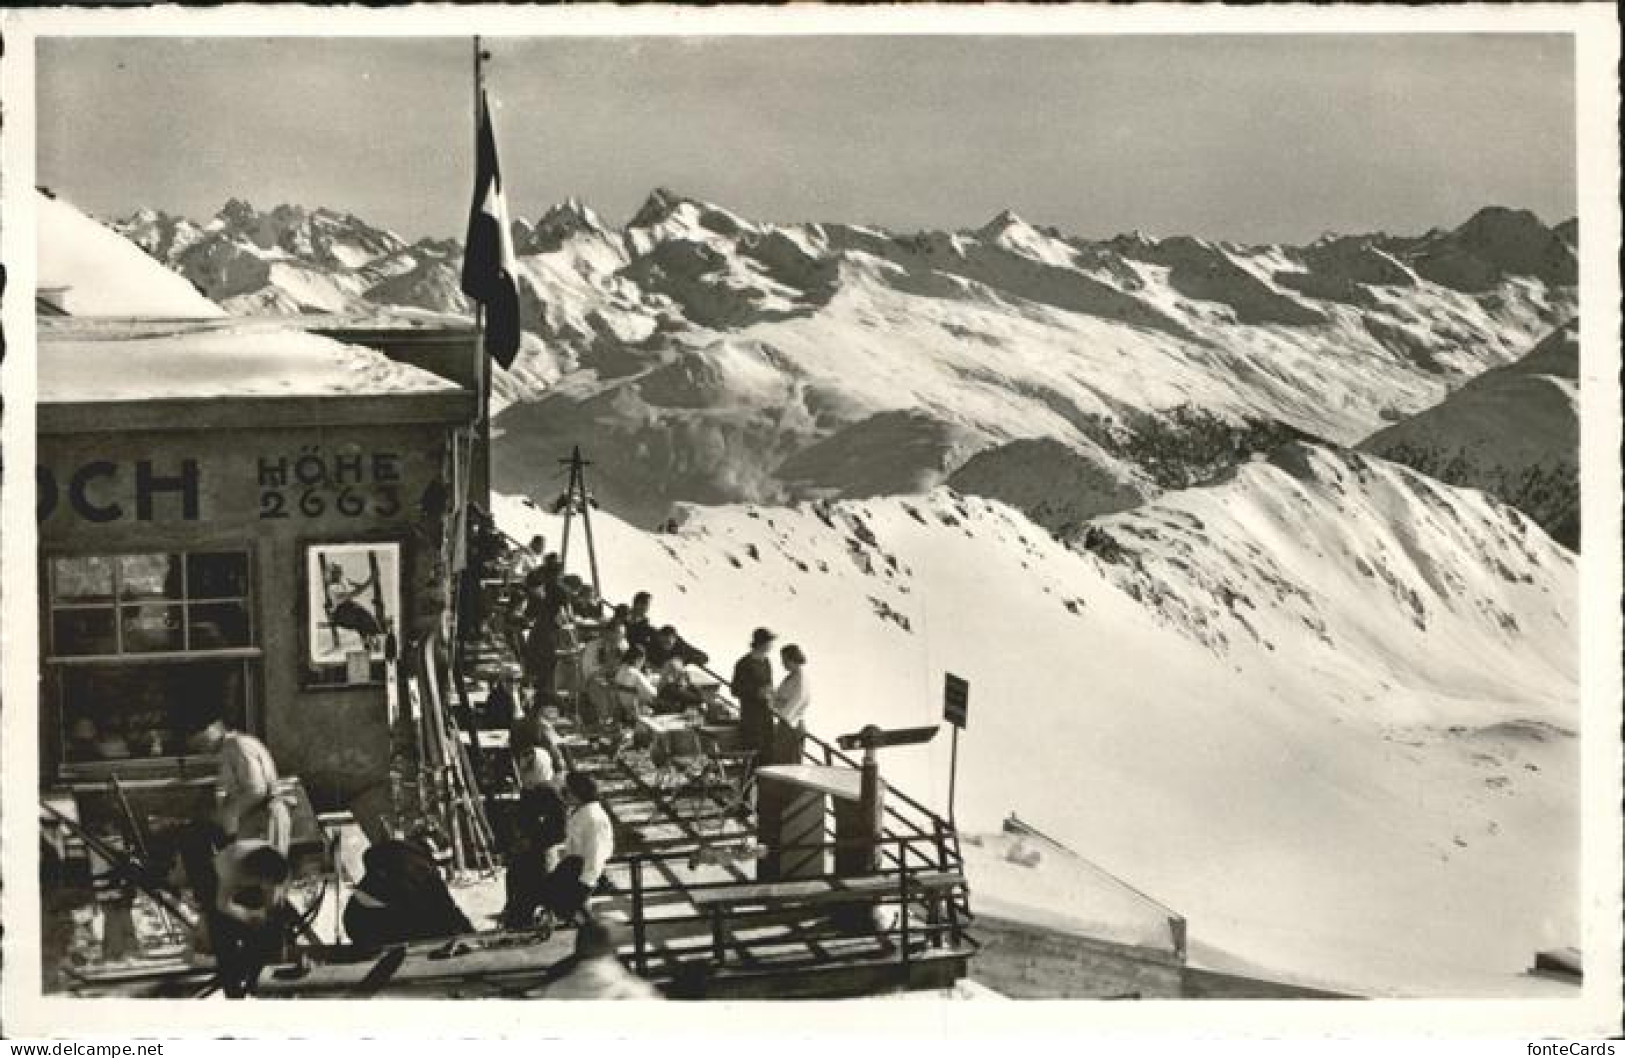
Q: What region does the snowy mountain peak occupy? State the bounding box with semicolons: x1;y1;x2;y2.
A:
1404;206;1577;292
520;196;614;253
978;208;1028;235
628;186;692;228
217;196;256;220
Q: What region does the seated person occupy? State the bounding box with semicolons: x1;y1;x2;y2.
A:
211;840;298;997
482;673;520;730
509;699;565;791
655;656;706;714
344;838;473;948
611;646;659;722
67;716;102;761
644;625;710;672
499;785;570;930
536;773;613;927
512;535;547;579
625;593;655;651
579;668;620;731
579;619;626;686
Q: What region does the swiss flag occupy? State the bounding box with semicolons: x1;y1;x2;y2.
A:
460;91;521;371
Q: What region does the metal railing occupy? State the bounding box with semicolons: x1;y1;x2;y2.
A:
621;831;976;982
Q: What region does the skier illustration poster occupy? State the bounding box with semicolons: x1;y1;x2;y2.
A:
305;542;401;672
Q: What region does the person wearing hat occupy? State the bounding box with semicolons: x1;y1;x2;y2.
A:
731;628;777;761
770;644;811;765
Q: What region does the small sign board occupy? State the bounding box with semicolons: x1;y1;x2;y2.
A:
943;673;969;729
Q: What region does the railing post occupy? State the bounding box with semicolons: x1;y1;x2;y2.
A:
898;854;912;979
630;856;647;975
1169;915;1188;963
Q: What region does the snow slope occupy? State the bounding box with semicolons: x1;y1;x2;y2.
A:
1360;323;1579;549
490;441;1576;997
36;189;225;317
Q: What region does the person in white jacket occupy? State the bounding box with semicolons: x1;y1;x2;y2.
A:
611;646;659;721
770;644;810;764
538;772;614;928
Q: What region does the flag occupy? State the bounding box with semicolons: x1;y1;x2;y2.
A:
461;90;521;371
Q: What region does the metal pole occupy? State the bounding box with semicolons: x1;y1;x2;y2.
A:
948;725;959;825
472;36;486;398
576;450;604;599
472;37;491;506
558;456;575;569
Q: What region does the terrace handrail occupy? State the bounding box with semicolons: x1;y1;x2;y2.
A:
623;831;976;977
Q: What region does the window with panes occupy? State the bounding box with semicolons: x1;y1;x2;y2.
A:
46;551;257;771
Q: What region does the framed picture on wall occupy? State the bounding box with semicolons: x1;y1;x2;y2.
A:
304;541;402;686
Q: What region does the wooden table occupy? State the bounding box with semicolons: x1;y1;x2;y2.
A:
753;765;881;880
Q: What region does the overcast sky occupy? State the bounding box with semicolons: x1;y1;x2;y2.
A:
36;34;1576;245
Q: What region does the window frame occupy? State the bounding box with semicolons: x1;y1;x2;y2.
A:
43;548;262;780
46;550;256;661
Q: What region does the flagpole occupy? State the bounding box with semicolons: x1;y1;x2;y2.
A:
472;35;490;505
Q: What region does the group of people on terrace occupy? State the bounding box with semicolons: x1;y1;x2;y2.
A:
492;533;815;770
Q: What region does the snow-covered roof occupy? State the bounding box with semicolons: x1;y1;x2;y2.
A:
35;188;227;318
39;318;462;403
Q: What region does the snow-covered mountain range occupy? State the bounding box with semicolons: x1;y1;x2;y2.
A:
112;193;1577;535
115;199;469;318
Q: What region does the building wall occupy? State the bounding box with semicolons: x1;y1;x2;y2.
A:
967;914;1184;998
38;416;464;814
